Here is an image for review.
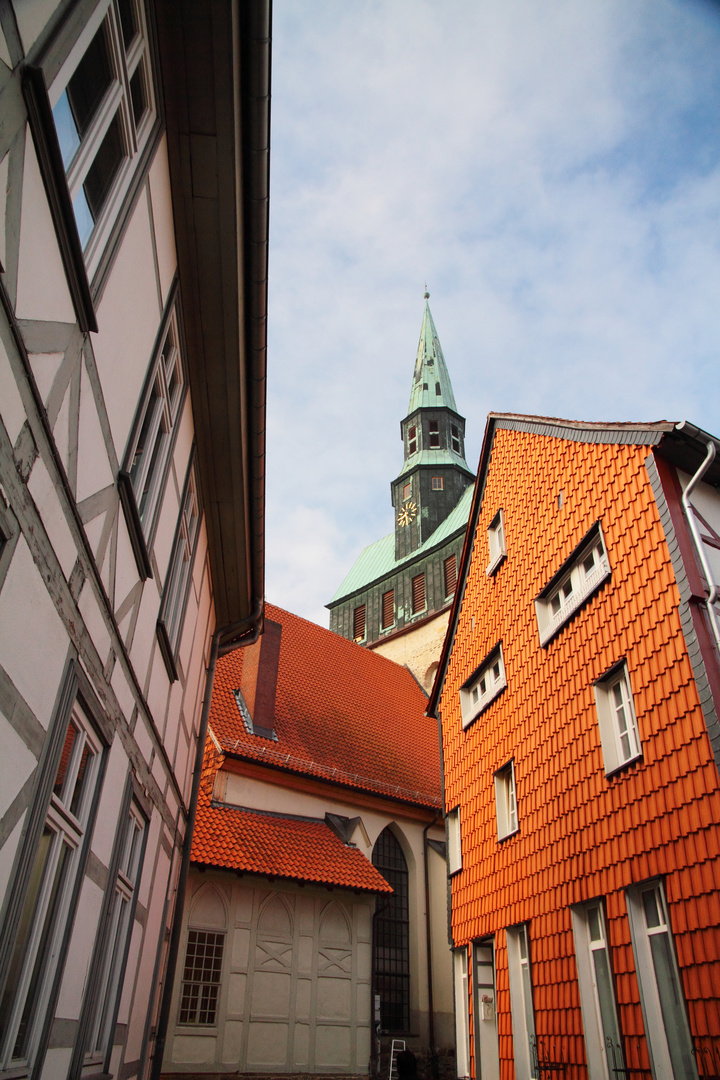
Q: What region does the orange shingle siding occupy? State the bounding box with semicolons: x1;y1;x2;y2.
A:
210;603;441;808
440;429;720;1073
191;742;392;893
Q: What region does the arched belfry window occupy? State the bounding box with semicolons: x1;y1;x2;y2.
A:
372;827;410;1032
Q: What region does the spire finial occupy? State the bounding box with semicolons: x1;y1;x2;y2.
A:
423;283;430;300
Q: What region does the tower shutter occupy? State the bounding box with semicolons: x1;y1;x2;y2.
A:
353;604;366;641
382;589;394;629
444;554;457;597
411;573;426;614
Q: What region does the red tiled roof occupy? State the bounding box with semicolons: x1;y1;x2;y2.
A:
209;603;441;807
192;745;392;892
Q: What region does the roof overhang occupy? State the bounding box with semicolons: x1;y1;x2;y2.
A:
154;0;270;639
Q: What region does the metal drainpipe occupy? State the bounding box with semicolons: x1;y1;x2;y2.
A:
149;603;263;1080
681;439;720;656
423;811;440;1080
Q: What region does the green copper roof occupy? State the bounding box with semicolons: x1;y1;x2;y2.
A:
407;294;458;414
329;484;474;604
398;447;471;478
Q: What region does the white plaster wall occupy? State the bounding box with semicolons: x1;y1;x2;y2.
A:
370;609;451;692
677;468;720;593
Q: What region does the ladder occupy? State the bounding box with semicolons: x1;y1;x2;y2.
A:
389;1039;406;1080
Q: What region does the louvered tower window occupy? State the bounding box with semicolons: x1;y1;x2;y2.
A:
444;554;457;597
411;573;426;614
353;604;366;641
372;828;410;1032
382;589;395;630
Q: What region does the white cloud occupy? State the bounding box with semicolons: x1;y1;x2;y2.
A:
266;0;720;624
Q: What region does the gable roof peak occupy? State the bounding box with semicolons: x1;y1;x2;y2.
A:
408;293;458;414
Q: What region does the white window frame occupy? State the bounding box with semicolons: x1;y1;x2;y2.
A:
626;881;697;1080
460;644;506;728
494;760;518;840
157;457;202;676
123;306;186;544
594;661;642;776
0;705;102;1071
85;801;146;1064
447;807;462;875
506;924;538;1080
48;0;156;279
571;900;624;1080
535;524;611;646
178;929;226;1027
487;509;507;575
453;947;471;1078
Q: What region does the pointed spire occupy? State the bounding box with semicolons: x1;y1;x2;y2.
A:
408;291;458;413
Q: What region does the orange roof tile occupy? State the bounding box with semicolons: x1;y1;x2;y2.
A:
191;746;392;893
209;602;441;807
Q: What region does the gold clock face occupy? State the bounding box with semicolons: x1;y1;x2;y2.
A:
398;501;418;527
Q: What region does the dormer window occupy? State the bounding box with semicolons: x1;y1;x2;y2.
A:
451;425;461;454
429;421;440;448
408;425;417;455
460;644;506;728
535;524;610;646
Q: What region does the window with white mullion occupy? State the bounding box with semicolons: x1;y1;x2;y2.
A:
0;708;101;1070
571;900;623;1080
536;525;611;646
594;662;642;776
611;677;639;763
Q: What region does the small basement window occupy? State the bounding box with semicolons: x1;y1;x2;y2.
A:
535;523;610;646
460;644;506;728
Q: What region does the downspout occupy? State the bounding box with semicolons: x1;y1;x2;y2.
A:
149;602;263;1080
680;438;720;656
423;811;440;1080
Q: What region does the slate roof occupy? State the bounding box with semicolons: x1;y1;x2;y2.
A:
209;603;442;808
330;484;473;603
192;744;392;892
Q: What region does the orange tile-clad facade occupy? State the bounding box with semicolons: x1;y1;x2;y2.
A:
431;416;720;1078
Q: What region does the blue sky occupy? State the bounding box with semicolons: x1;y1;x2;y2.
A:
265;0;720;626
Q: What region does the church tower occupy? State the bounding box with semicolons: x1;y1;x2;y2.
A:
328;295;475;691
392;292;474;560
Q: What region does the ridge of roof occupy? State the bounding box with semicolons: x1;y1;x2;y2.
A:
330;484;474;603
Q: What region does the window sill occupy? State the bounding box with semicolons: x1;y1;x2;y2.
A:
486;552;506;576
156;620;179;683
537;563;610;647
605;753;643;780
118;472;153;581
497;826;519;844
461;680;506;730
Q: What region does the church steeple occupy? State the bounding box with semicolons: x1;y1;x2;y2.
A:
391;293;474;560
408;292;458;414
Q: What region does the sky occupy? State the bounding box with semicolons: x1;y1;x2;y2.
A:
264;0;720;627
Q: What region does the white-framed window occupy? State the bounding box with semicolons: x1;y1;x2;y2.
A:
494;760;518;840
85;801;145;1063
49;0;155;273
571;900;624;1080
447;807;462;875
487;509;507;575
0;705;102;1071
178;929;225;1026
535;524;611;646
453;947;471;1078
124;308;185;542
157;458;202;678
594;662;642;776
626;882;697;1079
460;644;506;728
506;924;538;1080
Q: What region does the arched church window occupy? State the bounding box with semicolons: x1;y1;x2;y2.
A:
372;828;410;1032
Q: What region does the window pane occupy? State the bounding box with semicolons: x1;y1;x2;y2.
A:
648;932;696;1077
54;722;78;800
13;839;72;1060
0;829;53;1048
592;947;622;1051
69;738;94;818
117;0;138;49
66;24;113;140
53;92;81;169
83;112;124;221
130;64;147;129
